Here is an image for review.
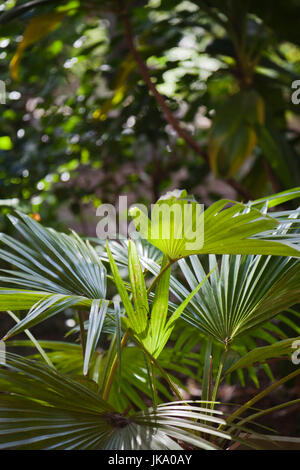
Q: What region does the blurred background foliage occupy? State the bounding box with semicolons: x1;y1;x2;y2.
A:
0;0;300;232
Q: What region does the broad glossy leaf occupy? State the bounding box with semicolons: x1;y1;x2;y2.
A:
209;90;264;178
10;12;66;80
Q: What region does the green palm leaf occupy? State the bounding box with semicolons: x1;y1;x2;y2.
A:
140;252;300;345
226;336;300;374
248;187;300;209
174;254;300;344
0;212;106;298
129;190;300;260
0;353;231;450
84;299;110;375
107;239;215;358
0;213;110;375
93;236;162;268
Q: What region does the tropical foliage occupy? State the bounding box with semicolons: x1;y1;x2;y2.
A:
0;188;299;449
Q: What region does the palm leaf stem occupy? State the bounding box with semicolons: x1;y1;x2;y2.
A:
103;331;129;401
78;311;87;358
150;359;158;407
211;347;230;410
220;368;300;437
130;333;184;401
146;259;175;296
202;338;213;407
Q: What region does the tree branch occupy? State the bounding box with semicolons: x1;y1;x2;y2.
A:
117;1;253;201
226;177;253;201
118;0;208;161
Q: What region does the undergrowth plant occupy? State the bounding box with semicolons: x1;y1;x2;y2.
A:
0;189;299;450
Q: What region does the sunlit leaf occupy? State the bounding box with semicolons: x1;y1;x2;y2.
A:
129;190;300;260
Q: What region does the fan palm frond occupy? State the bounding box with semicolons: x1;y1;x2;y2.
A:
0;353;231;450
173;254;300;344
0;213;110;375
0;212;106;298
7;338;202;411
106;239;215;358
129;190;300;260
135;248;300;347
